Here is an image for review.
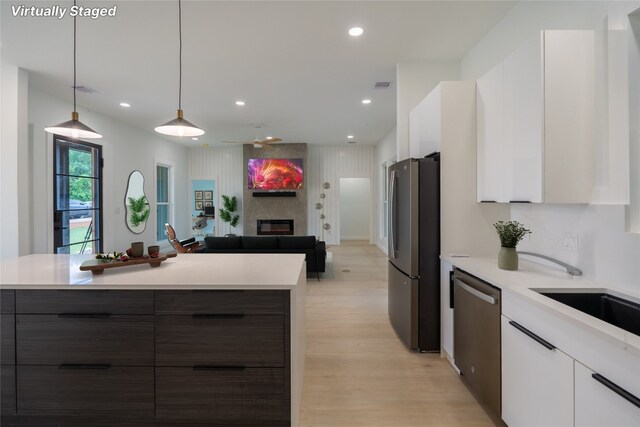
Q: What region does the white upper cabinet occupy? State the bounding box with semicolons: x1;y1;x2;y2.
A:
477;61;506;202
409;85;442;158
477;31;595;203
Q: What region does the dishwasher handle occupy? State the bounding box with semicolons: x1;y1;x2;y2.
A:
455;277;497;305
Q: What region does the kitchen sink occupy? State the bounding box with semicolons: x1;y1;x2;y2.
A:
534;290;640;336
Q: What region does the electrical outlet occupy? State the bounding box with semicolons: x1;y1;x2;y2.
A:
562;232;578;253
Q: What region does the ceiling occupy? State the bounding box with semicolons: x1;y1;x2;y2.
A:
1;1;514;146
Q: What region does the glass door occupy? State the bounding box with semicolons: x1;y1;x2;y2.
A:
53;136;103;254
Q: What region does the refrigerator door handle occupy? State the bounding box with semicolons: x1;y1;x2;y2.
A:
389;169;398;259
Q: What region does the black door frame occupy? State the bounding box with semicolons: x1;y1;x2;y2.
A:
53;135;103;254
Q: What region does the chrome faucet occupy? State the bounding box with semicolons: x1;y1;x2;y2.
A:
517;251;583;276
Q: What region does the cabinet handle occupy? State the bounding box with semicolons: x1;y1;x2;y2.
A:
58;313;111;318
592;373;640;409
191;290;245;293
509;321;556;350
192;313;245;319
509;200;531;203
59;364;111;370
193;365;246;371
449;271;455;309
480;200;496;203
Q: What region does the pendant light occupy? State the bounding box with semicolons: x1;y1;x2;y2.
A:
45;0;101;139
155;0;205;137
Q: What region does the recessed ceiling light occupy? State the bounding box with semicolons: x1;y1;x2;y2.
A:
349;27;364;37
347;135;354;139
235;101;245;106
192;137;199;141
119;102;130;108
362;99;372;104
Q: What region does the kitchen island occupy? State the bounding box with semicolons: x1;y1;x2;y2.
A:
0;253;306;426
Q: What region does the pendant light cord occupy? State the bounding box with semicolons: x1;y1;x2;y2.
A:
73;0;77;113
178;0;182;111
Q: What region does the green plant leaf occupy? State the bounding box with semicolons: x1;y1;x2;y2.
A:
493;220;531;248
219;194;240;230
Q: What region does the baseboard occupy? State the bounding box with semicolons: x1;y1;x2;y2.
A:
376;242;388;255
442;349;460;374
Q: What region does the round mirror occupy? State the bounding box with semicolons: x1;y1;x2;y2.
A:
323;223;331;230
125;170;149;234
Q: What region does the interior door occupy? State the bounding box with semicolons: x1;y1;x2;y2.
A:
53;136;103;254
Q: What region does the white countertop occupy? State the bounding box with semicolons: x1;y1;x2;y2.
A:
442;255;640;356
0;253;306;290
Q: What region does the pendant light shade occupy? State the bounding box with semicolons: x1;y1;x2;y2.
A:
45;0;101;139
155;0;204;137
45;111;102;139
155;109;205;137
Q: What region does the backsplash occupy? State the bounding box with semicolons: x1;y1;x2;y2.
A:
512;204;640;293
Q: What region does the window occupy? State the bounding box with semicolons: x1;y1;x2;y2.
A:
53;136;103;254
156;162;174;242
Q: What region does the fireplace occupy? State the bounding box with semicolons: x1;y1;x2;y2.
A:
257;219;294;235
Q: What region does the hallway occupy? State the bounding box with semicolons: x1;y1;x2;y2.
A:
300;241;494;426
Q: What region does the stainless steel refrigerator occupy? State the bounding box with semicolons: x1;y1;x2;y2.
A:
388;154;440;352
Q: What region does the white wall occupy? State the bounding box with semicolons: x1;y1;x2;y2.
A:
307;145;376;245
461;1;640;293
375;126;397;253
27;86;190;253
396;60;460;161
339;178;371;240
0;59;26;260
188;146;244;236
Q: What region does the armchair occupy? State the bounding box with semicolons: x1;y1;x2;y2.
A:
165;223;202;253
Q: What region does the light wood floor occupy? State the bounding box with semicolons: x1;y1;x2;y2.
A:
300;241;495;426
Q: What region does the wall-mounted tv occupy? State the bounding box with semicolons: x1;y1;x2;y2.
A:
248;158;303;190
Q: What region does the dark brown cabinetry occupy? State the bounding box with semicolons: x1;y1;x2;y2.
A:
154;289;289;425
1;290;16;416
0;289;291;426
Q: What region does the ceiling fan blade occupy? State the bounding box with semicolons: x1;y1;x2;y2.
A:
261;137;282;144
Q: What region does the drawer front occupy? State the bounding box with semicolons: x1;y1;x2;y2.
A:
156;315;284;367
16;315;154;366
155;290;285;315
156;367;287;421
17;366;154;416
1;314;15;365
16;290;153;314
1;290;15;314
1;365;16;416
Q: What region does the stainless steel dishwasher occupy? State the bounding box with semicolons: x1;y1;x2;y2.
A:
453;268;501;421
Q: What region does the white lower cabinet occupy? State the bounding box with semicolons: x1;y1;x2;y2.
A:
575;361;640;427
501;315;574;427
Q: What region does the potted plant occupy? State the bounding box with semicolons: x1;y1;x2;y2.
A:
493;220;531;270
219;195;240;236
